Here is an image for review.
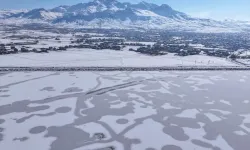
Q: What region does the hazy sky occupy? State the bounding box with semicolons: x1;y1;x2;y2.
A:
0;0;250;21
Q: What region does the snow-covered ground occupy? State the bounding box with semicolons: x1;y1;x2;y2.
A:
237;59;250;65
0;49;237;67
0;71;250;150
124;41;156;46
239;50;250;57
0;30;73;50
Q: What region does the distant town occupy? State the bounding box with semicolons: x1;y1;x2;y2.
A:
1;25;250;67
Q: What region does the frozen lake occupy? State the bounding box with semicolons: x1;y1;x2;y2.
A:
0;71;250;150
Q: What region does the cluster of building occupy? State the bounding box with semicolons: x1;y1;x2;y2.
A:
1;29;250;61
0;37;126;55
0;44;18;55
0;43;69;55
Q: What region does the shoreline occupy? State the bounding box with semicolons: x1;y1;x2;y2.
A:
1;66;250;71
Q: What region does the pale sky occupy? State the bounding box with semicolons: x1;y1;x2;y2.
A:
0;0;250;21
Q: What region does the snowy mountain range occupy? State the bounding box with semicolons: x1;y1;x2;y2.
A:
1;0;250;32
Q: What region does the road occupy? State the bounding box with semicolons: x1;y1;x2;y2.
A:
0;66;250;72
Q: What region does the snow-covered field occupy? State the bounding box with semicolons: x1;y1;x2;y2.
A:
237;59;250;65
124;41;156;46
0;49;237;67
0;71;250;150
239;51;250;57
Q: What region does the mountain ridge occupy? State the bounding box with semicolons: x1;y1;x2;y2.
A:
0;0;192;21
1;0;250;32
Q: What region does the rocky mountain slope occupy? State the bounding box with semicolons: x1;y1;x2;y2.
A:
1;0;250;32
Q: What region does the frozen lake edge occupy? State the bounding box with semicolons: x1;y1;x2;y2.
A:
1;66;250;72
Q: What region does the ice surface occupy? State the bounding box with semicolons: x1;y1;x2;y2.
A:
0;71;250;150
176;109;200;119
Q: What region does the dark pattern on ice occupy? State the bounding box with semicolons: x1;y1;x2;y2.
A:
29;126;47;134
13;137;29;142
162;145;182;150
62;87;83;93
40;87;55;92
55;107;72;113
